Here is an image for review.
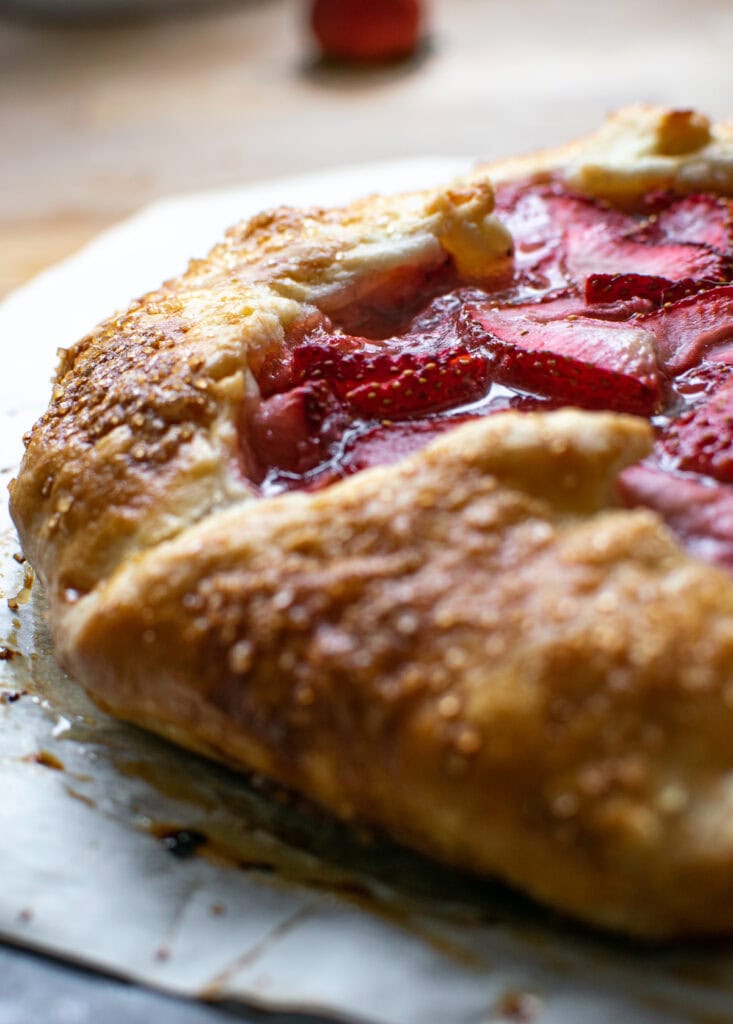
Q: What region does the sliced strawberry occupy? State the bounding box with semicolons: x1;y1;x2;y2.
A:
514;186;730;287
493;186;574;296
482;292;656;323
494;183;633;299
495;182;730;302
672;360;733;402
292;318;492;420
485;344;656;416
495;183;633;237
463;304;660;415
344;347;490;418
338;416;474;476
543;191;633;235
585;273;673;305
249;380;347;479
293;336;400;399
292;413;485;492
565;221;727;284
402;286;479;342
493;186;563;270
648;194;733;254
619;464;733;571
584;272;724;307
640;286;733;373
660;375;733;484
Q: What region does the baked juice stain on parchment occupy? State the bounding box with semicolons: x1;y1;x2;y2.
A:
24;749;64;771
197;901;324;1000
125;754;733;1022
132;765;493;972
491;991;543;1023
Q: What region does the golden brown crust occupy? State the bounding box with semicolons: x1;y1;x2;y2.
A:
481;104;733;205
12;106;733;938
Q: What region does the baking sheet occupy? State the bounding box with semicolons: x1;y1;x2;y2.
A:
3;160;733;1024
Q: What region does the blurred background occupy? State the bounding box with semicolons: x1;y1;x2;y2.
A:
1;0;732;299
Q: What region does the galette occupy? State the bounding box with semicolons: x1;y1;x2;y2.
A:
12;105;733;938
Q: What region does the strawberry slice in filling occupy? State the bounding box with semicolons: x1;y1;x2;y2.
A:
644;192;733;253
564;221;727;284
659;363;733;483
461;304;660;416
640;286;733;373
619;464;733;573
242;182;733;572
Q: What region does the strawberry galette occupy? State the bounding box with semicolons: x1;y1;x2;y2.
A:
12;106;733;939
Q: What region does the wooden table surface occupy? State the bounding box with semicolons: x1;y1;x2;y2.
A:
2;0;733;300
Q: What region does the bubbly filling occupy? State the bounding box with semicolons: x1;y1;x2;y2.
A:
244;182;733;571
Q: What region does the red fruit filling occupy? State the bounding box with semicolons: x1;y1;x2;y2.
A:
619;465;733;573
640;286;733;373
643;192;733;252
660;364;733;483
462;304;660;415
241;182;733;572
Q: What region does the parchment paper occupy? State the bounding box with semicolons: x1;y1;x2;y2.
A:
2;160;733;1024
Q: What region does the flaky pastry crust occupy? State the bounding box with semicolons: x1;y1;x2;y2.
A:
12;106;733;938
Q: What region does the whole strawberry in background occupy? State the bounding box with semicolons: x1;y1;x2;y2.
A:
310;0;424;62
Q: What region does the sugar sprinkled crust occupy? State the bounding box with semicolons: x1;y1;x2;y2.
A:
12;106;733;938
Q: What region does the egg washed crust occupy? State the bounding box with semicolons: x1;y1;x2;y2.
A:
12;106;733;939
